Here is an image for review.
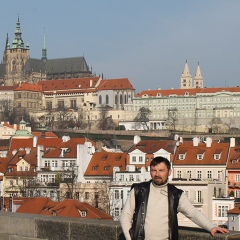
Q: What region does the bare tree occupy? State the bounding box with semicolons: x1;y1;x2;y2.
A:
167;108;178;133
134;107;152;130
97;106;115;130
0;99;13;122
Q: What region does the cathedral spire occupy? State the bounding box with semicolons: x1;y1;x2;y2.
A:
180;60;192;89
194;62;203;88
42;30;47;62
12;15;24;49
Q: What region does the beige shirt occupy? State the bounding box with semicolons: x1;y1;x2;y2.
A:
120;182;215;240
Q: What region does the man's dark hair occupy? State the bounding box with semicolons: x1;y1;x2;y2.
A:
150;156;171;170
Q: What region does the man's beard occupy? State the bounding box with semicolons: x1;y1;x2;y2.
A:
153;177;168;186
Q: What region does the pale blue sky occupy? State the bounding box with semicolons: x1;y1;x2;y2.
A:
0;1;240;93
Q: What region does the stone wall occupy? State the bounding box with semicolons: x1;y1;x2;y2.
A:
0;211;239;240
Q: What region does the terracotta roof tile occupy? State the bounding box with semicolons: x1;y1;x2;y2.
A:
85;150;128;176
14;83;42;92
173;141;229;165
97;78;135;90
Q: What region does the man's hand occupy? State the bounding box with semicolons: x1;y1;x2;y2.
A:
211;227;229;236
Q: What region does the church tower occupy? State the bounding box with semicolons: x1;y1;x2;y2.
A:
42;30;47;62
180;60;192;89
3;15;30;86
194;62;203;88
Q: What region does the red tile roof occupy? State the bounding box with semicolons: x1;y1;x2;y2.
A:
38;77;100;93
51;199;112;219
129;140;176;154
173;141;229;165
227;147;240;169
85;150;128;176
137;86;240;97
16;198;112;219
228;204;240;214
14;83;42;92
31;131;58;138
97;78;135;90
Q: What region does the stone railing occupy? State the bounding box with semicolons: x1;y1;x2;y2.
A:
0;211;239;240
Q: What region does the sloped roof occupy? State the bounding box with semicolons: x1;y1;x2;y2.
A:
51;199;112;219
137;86;240;97
24;57;90;75
31;131;58;138
97;78;135;90
173;140;229;165
228;204;240;214
16;198;112;219
227;147;240;169
38;77;100;93
85;150;128;176
128;140;176;154
16;197;53;214
14;82;42;92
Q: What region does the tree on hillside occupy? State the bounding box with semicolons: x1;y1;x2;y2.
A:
134;107;152;130
97;106;115;130
167;108;178;133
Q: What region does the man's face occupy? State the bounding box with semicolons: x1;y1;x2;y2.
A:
150;162;172;185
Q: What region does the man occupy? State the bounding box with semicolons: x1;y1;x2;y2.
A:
120;156;229;240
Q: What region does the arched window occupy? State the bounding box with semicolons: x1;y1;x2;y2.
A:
12;60;16;71
115;95;118;104
99;95;102;105
124;94;127;104
106;95;109;105
120;94;123;104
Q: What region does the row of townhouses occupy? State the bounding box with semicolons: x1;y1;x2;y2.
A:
1;121;240;230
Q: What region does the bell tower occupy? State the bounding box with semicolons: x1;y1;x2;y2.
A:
3;15;30;86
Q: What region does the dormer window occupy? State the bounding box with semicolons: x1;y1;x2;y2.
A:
92;165;99;170
231;160;238;165
214;154;221;160
80;211;87;217
179;154;185;160
104;165;110;170
197;154;204;160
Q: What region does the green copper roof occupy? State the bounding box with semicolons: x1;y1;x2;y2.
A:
14;129;32;136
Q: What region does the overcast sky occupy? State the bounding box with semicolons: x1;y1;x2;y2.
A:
0;1;240;93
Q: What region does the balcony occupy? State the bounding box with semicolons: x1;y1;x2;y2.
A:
0;212;238;240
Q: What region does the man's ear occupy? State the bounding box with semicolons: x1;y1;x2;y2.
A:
168;169;172;176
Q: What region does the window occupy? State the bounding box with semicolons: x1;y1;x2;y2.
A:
17;102;21;107
106;95;109;105
197;171;202;179
132;156;136;162
46;101;52;110
139;156;143;162
179;154;185;160
57;100;64;109
235;174;240;182
207;171;212;179
185;190;189;198
85;192;89;199
177;171;182;178
45;160;50;167
214;154;220;160
187;170;192;178
70;100;77;109
25;166;29;171
218;206;228;217
80;211;87;217
236;190;240;198
195;190;202;203
197;154;203;160
115;190;119;199
99;95;102;104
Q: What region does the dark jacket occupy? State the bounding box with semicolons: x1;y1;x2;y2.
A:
129;180;183;240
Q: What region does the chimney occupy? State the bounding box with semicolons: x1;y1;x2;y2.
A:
206;137;212;148
33;136;38;148
230;137;235;148
193;137;199;147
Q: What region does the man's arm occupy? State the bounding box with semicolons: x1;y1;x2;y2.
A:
119;189;135;240
178;193;228;234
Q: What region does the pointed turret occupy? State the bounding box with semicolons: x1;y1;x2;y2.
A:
180;60;192;89
42;30;47;62
12;15;24;49
194;62;203;88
